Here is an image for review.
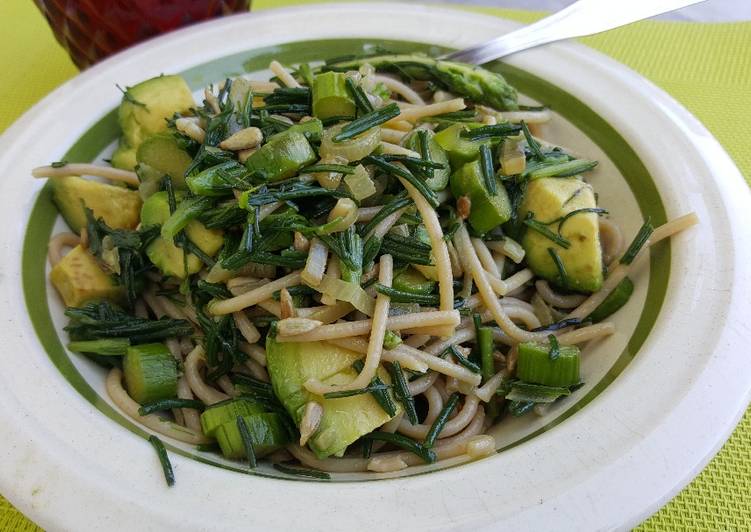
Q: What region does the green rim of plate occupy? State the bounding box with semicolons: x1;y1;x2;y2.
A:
21;38;669;481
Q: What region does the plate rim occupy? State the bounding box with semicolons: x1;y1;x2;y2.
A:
0;3;749;530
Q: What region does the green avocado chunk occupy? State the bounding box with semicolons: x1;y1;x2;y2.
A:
266;337;399;459
113;75;195;171
450;159;511;234
49;245;124;307
244;130;317;182
136;133;192;188
141;191;223;279
214;412;291;459
519;177;603;293
50;175;142;233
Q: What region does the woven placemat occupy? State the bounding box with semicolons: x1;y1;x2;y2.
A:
0;1;748;529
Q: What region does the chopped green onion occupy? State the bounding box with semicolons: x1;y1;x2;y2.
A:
273;463;331;479
521;121;544;161
547;334;560;361
445;344;481;374
148;435;175;487
524;216;571;249
333;102;400;142
620;217;654;265
479;144;497;195
388;361;418;425
350;359;397;417
236;416;257;469
424;392;461;448
138;398;205;416
460;123;522;141
547;247;569;288
363;431;436;464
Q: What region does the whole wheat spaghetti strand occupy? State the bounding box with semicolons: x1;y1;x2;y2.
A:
210;271;302;315
33;163;139;186
304;255;393;395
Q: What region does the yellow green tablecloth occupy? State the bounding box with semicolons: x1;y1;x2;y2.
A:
1;1;749;529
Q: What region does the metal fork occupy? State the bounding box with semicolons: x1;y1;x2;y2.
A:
443;0;707;65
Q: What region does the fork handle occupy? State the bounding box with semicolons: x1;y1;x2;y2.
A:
444;0;705;64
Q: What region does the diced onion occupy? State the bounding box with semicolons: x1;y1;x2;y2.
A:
344;164;377;201
315;274;376;316
301;238;328;287
320;124;380;162
326;198;358;232
500;138;526;176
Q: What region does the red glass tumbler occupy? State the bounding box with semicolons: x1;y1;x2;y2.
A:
34;0;251;69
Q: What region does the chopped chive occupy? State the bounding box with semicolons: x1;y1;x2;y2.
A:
388;361;418;425
375;284;439;305
381;155;445;171
323;382;390;399
524;159;598;179
472;312;483;337
345;77;374;115
521;121;544;161
362;438;374;459
460;123;522;141
359;193;412;237
363;431;436;464
547;334;561;361
531;317;584;332
349;359;397;417
552;207;608;236
364;155;439;208
333;102;400;142
236;416;257;469
138;398;205;416
547;247;569;288
479;144;497;195
620;217;654;265
148;435;175;487
117;84;147;109
273;463;331;479
50;160;68;168
524;216;571;249
301;163;357;174
379;233;433;266
67;338;130;356
417;130;433;179
445;344;481;373
424;392;461;448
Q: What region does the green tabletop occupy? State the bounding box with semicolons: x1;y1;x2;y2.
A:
1;1;749;530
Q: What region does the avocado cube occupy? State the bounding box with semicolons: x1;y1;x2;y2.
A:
50;245;123;307
520;177;603;293
450;159;511;234
50;175;142;234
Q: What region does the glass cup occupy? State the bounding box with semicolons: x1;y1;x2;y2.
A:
34;0;251;69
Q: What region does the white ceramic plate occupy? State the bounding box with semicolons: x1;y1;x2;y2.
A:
0;4;749;530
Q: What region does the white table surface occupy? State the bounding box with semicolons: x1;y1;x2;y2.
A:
414;0;751;22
